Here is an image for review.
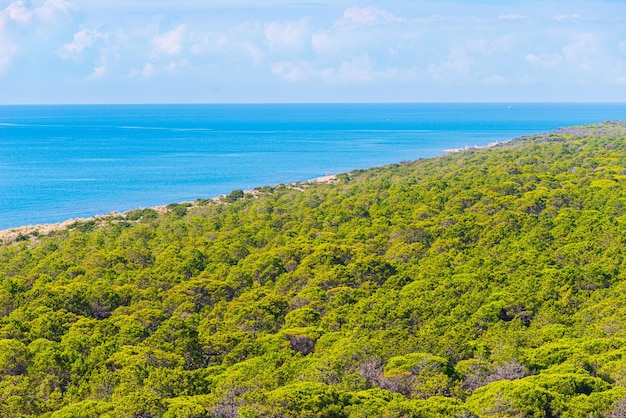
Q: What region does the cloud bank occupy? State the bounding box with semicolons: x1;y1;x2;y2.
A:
0;0;624;103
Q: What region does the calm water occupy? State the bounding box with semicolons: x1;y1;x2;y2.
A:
1;103;625;229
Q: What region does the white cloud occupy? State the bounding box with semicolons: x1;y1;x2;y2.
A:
3;0;75;25
334;55;377;83
190;28;265;65
128;59;189;80
272;54;403;85
237;41;265;66
61;29;105;57
525;33;602;77
272;60;332;82
311;30;344;55
190;33;228;55
1;0;625;102
141;62;155;78
77;23;198;82
525;53;563;67
0;40;16;74
311;6;412;58
499;14;528;20
554;14;581;21
83;49;112;81
337;6;403;28
0;0;78;75
426;34;518;84
482;74;507;86
428;47;471;82
36;0;75;23
0;15;15;73
4;1;32;24
222;22;266;65
466;34;517;55
562;32;598;70
87;63;106;80
152;24;186;57
264;19;310;51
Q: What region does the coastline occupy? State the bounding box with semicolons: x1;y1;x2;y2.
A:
2;119;622;243
0;137;519;244
443;139;508;155
0;133;538;245
0;174;338;244
0;142;496;243
8;119;619;244
4;104;623;245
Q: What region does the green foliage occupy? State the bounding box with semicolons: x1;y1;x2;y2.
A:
256;382;355;417
383;353;457;399
0;339;29;376
2;122;626;415
49;400;114;417
125;208;158;221
223;189;245;203
467;379;559;417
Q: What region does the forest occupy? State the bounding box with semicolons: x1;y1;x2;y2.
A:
2;122;626;417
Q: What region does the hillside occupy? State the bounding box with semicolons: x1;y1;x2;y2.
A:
2;122;626;417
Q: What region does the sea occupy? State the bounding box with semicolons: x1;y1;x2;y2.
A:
1;103;625;230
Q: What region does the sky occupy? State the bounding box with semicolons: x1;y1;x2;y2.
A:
0;0;625;104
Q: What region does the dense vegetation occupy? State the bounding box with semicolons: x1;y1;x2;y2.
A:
2;122;626;417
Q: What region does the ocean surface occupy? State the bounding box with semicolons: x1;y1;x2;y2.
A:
1;103;625;230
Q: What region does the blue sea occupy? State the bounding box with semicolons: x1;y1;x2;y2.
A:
1;103;625;230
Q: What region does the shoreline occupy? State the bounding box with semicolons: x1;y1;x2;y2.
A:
0;134;529;245
0;137;516;244
443;139;508;155
0;174;338;244
3;120;621;244
10;119;611;244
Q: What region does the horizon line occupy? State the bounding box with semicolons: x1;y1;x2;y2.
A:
2;101;626;106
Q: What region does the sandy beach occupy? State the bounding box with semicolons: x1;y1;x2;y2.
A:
0;217;105;244
443;140;507;155
0;174;339;244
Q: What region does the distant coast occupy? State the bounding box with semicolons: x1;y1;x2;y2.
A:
4;103;625;232
443;140;507;154
5;119;625;244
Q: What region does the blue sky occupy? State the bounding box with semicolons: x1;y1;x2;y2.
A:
0;0;625;103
